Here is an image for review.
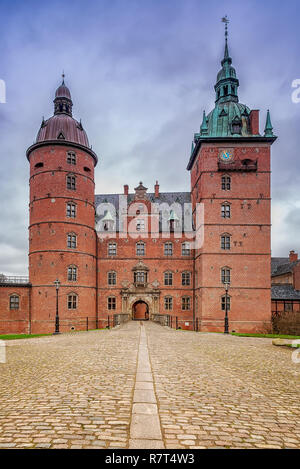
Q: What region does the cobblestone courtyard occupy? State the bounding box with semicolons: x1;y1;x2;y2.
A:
0;321;299;449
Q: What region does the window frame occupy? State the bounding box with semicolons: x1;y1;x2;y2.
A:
221;267;231;284
164;242;173;256
108;271;117;286
220;234;231;250
182;296;191;311
66;174;76;191
164;296;173;311
107;296;116;310
164;271;173;286
67;265;78;281
221;203;231;219
182;271;191;286
67;293;78;310
181;242;191;256
67;233;77;249
67;151;76;165
66;202;76;218
136;241;145;256
221;175;231;191
9;294;20;310
221;295;231;311
108;242;117;256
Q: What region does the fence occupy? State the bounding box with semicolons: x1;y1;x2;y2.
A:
0;276;30;285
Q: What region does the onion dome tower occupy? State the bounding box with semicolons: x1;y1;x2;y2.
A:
26;76;98;333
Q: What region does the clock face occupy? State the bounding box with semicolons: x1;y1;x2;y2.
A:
219;149;234;163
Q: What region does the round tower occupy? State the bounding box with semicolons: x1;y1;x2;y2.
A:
27;77;98;333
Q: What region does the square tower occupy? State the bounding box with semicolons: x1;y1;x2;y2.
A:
187;32;276;333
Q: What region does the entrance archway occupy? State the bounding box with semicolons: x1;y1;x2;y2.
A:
132;300;149;321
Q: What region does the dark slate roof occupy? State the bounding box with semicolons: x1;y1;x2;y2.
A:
94;192;192;232
271;284;300;300
271;257;300;277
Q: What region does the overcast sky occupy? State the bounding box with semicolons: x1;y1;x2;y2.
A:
1;0;300;275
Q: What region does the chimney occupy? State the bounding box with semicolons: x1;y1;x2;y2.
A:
124;184;129;196
249;110;259;135
154;180;159;198
289;250;298;263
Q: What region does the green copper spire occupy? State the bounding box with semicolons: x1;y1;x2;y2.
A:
264;109;274;137
215;16;239;104
200;110;208;135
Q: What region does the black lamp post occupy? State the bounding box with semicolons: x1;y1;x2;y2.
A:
53;279;61;335
224;282;229;334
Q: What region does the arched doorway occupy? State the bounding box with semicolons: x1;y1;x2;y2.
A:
132;300;149;321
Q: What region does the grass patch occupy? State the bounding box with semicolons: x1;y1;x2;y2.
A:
231;332;300;340
0;333;52;341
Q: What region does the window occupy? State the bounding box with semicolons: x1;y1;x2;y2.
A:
182;296;191;310
108;297;116;310
164;296;173;311
221;267;231;284
164;271;173;286
108;242;117;256
221;203;231;218
67;266;77;281
67;233;77;249
164;242;173;256
136;241;145;256
182;242;191;256
34;162;44;169
221;234;231;250
67;151;76;165
10;295;19;310
108;271;116;286
221;295;231;311
66;202;76;218
68;293;77;309
66;174;76;190
182;271;191;286
136;219;145;231
221;175;231;191
134;271;147;283
284;302;293;312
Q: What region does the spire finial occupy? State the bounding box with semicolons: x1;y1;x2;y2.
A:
221;15;230;62
264;109;274;137
62;71;65;84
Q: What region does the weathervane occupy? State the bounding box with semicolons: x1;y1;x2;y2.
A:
221;15;229;39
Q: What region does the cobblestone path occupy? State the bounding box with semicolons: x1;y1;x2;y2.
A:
0;321;299;449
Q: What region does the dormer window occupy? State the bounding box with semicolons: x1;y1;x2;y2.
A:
231;118;242;135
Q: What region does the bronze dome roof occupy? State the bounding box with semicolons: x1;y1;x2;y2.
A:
36;114;89;147
55;82;72;100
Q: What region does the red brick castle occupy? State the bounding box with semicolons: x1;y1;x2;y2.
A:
0;33;277;334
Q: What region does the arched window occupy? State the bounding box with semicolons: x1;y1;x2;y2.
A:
221;203;231;218
66;202;76;218
164;271;173;286
67;233;77;249
108;242;117;256
136;241;145;256
164;242;173;256
67;266;77;281
107;296;116;310
221;175;231;191
182;296;191;310
221;295;231;311
67;151;76;165
164;296;173;311
221;267;231;284
220;234;231;250
66;174;76;190
9;294;20;310
182;271;191;286
181;242;191;256
67;293;78;309
108;271;117;286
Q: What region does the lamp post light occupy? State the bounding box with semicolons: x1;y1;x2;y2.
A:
53;279;61;335
224;282;229;334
